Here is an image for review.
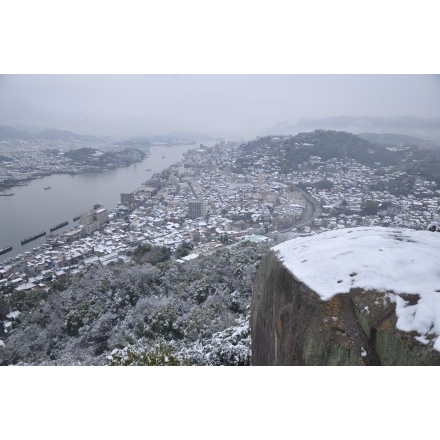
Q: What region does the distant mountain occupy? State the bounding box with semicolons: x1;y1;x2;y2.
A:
140;131;222;146
262;116;440;144
0;124;220;143
166;131;221;142
357;132;433;147
12;124;48;134
112;137;151;148
34;128;97;141
0;124;97;141
0;125;34;140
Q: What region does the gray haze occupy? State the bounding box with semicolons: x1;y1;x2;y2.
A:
0;74;439;139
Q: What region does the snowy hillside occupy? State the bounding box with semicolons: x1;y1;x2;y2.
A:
0;241;268;365
273;227;440;350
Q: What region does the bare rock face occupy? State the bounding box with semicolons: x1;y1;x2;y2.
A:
251;228;440;366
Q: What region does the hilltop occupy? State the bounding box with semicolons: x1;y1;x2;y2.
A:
64;147;145;168
0;124;34;140
234;130;407;174
234;129;440;187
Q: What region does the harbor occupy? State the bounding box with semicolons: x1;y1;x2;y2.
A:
0;143;196;260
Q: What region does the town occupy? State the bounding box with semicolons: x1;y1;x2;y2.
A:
0;136;148;187
1;132;440;301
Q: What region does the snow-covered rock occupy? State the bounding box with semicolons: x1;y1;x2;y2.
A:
251;227;440;365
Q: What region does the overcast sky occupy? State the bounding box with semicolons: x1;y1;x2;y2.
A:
1;75;439;139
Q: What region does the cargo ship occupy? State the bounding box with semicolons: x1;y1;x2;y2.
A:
50;221;69;233
21;231;46;245
0;246;13;256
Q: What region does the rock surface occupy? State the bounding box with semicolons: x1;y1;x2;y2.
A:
251;228;440;365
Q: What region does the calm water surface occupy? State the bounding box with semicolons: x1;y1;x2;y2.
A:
0;144;196;260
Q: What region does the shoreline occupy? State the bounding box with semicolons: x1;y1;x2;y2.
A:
0;144;197;265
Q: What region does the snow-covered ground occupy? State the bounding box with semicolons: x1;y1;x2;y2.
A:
273;227;440;350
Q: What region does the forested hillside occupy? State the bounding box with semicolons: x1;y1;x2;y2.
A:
0;241;269;366
234;130;408;174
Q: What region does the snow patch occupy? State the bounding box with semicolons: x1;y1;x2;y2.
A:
273;227;440;351
6;310;20;320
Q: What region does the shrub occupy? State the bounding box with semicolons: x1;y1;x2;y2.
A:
108;342;181;366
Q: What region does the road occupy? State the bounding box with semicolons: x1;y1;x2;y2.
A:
295;186;322;228
277;186;322;234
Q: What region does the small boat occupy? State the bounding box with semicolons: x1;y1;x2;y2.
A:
44;186;52;190
50;221;69;232
0;189;14;196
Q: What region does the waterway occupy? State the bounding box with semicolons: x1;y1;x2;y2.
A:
0;143;198;261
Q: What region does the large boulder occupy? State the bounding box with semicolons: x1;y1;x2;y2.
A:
251;227;440;365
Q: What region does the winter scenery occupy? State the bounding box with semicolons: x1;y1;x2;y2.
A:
4;5;440;440
2;75;440;367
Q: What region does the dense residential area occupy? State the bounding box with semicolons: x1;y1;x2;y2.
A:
1;129;440;365
0;136;148;184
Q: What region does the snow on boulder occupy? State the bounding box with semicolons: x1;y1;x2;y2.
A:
251;227;440;365
274;227;440;350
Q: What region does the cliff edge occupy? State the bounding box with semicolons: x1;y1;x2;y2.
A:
251;227;440;365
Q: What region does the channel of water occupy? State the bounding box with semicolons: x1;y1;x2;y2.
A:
0;143;197;261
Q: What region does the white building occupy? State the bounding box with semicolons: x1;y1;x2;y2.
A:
80;205;109;234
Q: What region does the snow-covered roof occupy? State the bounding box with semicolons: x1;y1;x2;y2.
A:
177;253;199;264
15;282;36;291
273;226;440;350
